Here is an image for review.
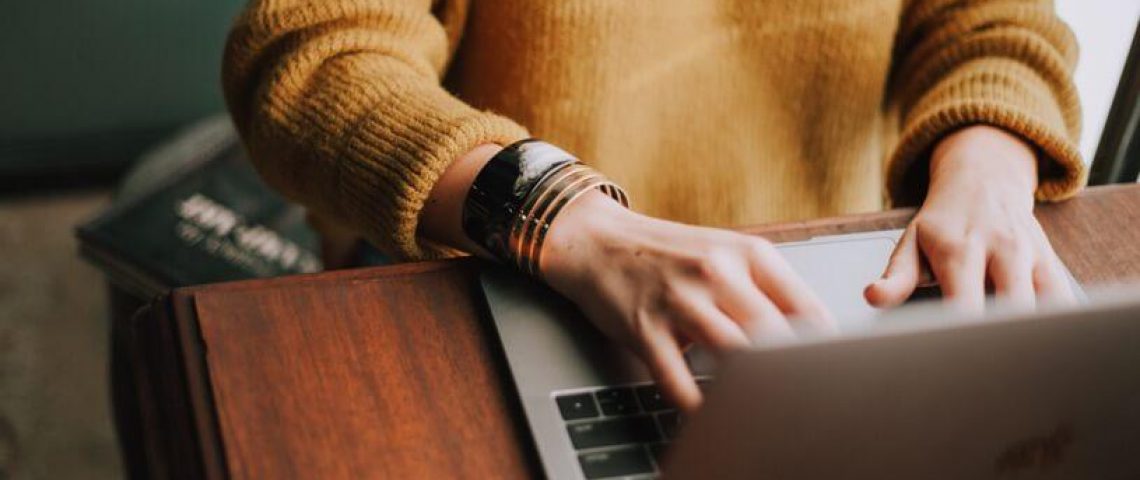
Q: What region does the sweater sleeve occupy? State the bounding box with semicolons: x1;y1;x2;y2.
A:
222;0;529;260
885;0;1084;206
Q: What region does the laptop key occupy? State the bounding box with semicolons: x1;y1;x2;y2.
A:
648;442;669;464
635;385;671;412
556;393;600;420
656;411;683;439
578;447;654;479
567;415;660;449
595;387;640;416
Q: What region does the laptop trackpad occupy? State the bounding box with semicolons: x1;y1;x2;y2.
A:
483;231;903;390
777;233;899;332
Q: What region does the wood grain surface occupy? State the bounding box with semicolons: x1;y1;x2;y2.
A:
170;184;1140;479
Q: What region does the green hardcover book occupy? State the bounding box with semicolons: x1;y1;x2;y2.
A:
76;117;322;298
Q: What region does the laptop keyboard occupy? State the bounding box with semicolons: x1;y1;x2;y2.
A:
553;378;711;479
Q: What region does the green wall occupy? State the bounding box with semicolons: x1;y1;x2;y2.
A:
0;0;245;176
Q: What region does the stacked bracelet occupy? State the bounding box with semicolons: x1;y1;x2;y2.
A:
462;139;629;278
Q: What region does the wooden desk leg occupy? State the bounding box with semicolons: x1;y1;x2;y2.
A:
108;283;149;480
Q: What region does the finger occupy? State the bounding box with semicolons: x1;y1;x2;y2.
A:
1033;253;1078;305
725;292;796;343
988;249;1036;308
1025;224;1078;305
712;265;795;339
641;328;702;412
865;224;921;308
747;243;836;332
670;297;751;354
930;236;987;313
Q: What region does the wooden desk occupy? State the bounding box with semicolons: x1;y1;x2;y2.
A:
125;184;1140;479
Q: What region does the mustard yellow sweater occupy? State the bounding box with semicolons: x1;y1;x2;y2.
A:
223;0;1084;261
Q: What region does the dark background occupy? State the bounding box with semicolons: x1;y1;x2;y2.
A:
0;2;242;478
0;1;243;190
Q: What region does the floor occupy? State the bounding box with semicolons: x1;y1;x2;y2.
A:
0;189;123;480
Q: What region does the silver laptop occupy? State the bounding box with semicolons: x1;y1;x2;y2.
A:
480;230;1136;479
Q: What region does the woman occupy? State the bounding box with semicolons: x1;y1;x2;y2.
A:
223;0;1084;409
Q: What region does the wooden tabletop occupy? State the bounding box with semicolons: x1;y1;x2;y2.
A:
134;184;1140;479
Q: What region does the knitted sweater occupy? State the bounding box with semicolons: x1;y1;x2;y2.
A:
223;0;1084;261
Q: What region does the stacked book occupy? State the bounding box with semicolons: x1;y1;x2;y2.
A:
77;116;322;299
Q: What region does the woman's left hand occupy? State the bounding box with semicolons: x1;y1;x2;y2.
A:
865;125;1077;311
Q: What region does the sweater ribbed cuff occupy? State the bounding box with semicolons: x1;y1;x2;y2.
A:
888;99;1086;206
341;106;530;261
888;55;1085;207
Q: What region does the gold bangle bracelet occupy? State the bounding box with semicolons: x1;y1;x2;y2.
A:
514;167;627;277
526;176;618;278
518;171;603;276
501;159;628;278
508;164;595;271
461;138;628;274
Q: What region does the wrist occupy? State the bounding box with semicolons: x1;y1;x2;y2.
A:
420;144;502;257
458;139;629;276
540;189;637;284
929;125;1038;200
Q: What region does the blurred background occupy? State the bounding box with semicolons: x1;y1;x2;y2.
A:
1;2;246;478
0;1;1136;478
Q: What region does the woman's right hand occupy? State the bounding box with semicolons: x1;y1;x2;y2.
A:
540;191;835;411
419;144;834;410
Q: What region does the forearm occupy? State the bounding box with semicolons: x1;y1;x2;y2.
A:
886;0;1083;206
929;125;1038;202
419;144;502;258
223;1;528;260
